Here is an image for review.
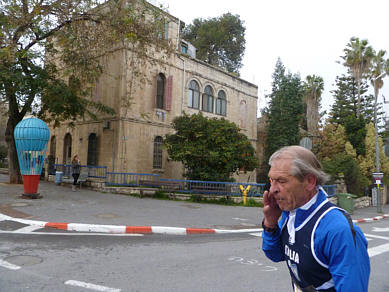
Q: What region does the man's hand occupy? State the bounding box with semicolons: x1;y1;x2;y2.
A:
262;190;281;228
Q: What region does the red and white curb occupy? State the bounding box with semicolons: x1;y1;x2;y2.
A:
353;214;389;224
0;213;260;235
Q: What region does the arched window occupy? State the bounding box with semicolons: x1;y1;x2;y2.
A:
239;100;247;128
50;136;56;157
188;80;200;109
156;73;166;109
202;85;214;113
153;136;163;169
48;136;56;175
87;133;98;166
216;90;227;116
63;133;72;164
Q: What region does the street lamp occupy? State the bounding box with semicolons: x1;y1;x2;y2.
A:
373;72;386;213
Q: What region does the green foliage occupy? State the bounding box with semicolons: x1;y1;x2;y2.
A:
263;59;304;166
344;115;367;156
164;113;258;181
340;37;374;116
318;123;347;161
358;123;389;179
182;13;246;74
322;153;368;196
303;75;324;134
329;74;382;128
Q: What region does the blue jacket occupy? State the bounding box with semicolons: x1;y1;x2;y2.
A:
262;189;370;291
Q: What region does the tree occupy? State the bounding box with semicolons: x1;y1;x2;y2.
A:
182;13;245;74
263;59;304;170
358;123;389;179
340;37;374;116
0;0;172;183
322;153;367;196
303;75;324;136
164;113;258;182
329;75;376;124
344;115;367;156
318;123;347;161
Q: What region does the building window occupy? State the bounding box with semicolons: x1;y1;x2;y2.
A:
202;85;214;113
153;136;163;169
181;43;188;54
216;90;227;116
87;133;98;166
156;73;166;109
188;80;200;109
239;100;247;128
63;133;72;164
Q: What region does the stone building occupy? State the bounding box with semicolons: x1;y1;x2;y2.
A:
48;2;258;181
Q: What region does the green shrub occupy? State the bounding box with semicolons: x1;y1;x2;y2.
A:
322;153;368;196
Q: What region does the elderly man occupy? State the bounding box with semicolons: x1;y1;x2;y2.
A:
262;146;370;292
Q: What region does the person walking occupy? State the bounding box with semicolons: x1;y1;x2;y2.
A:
261;145;370;292
71;155;81;192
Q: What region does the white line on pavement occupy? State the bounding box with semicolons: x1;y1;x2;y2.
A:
372;227;389;232
65;280;121;292
13;225;42;233
0;230;143;236
0;259;21;270
368;243;389;257
364;233;389;241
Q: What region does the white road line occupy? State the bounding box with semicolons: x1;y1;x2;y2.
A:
13;225;42;233
372;227;389;232
233;217;249;221
0;259;21;270
65;280;121;292
0;230;143;236
364;233;389;241
368;243;389;257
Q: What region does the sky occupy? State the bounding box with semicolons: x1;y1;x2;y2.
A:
159;0;389;118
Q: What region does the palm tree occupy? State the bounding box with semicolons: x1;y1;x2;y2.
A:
341;37;374;116
304;75;324;137
369;49;387;171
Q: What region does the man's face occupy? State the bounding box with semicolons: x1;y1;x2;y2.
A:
268;158;309;211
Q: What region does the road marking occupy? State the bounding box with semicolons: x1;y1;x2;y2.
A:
65;280;121;292
372;227;389;232
0;259;21;270
233;217;249;221
368;243;389;257
365;233;389;241
13;225;42;233
249;232;262;237
0;230;143;236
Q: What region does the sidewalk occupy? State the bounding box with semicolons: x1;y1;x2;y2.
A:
0;173;388;235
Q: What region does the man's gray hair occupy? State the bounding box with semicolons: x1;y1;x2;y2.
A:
269;145;330;185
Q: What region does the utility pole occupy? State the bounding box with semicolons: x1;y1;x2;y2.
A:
373;73;387;213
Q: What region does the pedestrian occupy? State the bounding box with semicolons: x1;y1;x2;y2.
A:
71;155;81;192
261;145;370;292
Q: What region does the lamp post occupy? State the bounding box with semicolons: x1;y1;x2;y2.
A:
373;72;386;213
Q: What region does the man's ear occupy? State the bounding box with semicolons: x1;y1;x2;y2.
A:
305;174;317;192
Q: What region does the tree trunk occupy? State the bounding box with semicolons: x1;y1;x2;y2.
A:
5;117;23;184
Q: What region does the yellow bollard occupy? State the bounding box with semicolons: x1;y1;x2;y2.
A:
240;185;251;205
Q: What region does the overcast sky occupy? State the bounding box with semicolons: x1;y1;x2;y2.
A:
160;0;389;117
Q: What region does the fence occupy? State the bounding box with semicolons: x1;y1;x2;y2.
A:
54;164;337;198
54;164;107;179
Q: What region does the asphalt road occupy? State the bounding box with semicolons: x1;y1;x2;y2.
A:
0;220;389;292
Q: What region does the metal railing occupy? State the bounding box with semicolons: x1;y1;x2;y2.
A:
106;172;160;187
53;164;337;198
54;164;107;179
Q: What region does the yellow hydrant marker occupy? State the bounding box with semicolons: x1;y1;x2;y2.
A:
240;185;251;205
